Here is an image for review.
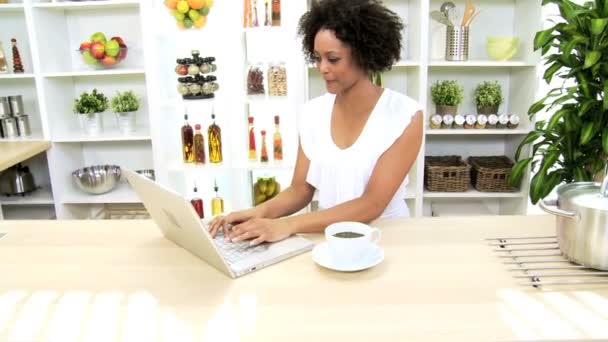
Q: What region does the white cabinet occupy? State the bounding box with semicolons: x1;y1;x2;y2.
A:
0;0;155;219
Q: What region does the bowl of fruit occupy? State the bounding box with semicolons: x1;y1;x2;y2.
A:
164;0;214;30
78;32;128;69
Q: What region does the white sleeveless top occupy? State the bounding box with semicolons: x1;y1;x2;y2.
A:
299;88;423;218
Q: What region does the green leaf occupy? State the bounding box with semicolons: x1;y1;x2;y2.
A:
580;121;595;144
528;97;547;115
530;171;546;204
534;28;556;51
603;127;608;154
574;165;591;181
540;171;563;199
544;62;563;83
583;50;602;68
590;18;608;35
579;99;597;116
508;158;532;188
604;82;608;110
548;108;568;130
515;131;543;161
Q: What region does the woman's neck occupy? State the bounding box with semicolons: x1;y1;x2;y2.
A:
335;78;382;113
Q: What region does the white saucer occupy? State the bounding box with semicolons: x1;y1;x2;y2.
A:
312;242;384;272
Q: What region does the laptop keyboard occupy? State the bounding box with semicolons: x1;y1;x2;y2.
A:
213;230;269;264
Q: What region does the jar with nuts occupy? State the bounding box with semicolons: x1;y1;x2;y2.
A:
247;63;265;96
268;62;287;96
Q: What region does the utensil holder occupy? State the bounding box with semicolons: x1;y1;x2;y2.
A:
446;26;469;61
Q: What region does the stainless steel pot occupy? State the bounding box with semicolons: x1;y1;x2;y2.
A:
0;97;11;118
8;95;25;116
0;163;36;196
540;181;608;270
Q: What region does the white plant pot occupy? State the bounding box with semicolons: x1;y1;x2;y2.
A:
79;112;104;136
115;111;137;135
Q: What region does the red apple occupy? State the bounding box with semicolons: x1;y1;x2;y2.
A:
91;42;105;59
110;36;126;47
101;55;117;66
79;41;91;51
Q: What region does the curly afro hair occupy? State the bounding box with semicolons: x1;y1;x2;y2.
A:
297;0;404;74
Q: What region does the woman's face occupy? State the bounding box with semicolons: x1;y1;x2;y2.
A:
313;29;366;94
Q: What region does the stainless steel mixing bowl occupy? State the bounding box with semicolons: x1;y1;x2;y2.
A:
135;169;155;181
72;165;121;195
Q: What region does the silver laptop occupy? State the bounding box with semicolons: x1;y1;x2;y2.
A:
124;169;314;278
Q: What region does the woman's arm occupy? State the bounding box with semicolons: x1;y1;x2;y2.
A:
255;141;316;218
283;110;423;233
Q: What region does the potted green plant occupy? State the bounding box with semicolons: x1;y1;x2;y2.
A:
73;88;108;135
431;80;464;115
474;81;503;114
110;90;140;134
509;0;608;204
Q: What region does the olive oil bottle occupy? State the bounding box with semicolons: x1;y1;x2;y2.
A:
208;113;222;163
211;179;224;216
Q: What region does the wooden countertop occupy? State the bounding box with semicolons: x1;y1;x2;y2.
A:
0;141;51;172
0;215;607;341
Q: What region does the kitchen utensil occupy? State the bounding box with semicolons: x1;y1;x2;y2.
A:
430;10;453;26
465;9;480;26
446;7;461;27
1;117;18;138
461;0;477;26
135;169;155;181
440;1;456;16
16;115;31;137
0;97;11;118
72;165;122;195
446;26;469;61
0;163;36;196
8;95;24;116
539;177;608;271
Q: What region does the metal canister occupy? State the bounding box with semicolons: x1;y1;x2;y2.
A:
16;114;31;137
8;95;25;116
1;117;18;138
0;97;11;118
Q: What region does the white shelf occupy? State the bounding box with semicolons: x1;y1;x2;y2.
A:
62;181;139;204
0;73;35;79
0;186;54;205
423;187;524;198
429;60;537;67
32;0;139;10
308;60;419;69
0;132;45;142
42;69;145;78
426;128;530;135
0;3;24;11
53;126;151;143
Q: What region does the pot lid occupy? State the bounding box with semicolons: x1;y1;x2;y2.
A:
559;182;608;211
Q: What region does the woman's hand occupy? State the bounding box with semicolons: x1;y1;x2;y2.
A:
208;208;259;238
227;218;293;246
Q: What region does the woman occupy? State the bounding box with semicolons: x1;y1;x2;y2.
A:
209;0;423;245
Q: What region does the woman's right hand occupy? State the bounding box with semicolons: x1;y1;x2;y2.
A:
208;208;260;239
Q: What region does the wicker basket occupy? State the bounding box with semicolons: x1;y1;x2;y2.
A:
468;156;516;192
424;155;471;192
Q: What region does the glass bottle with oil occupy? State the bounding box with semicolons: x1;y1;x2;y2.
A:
260;130;269;163
273;115;283;161
211;179;224;216
248;116;257;161
181;114;194;163
208;113;223;163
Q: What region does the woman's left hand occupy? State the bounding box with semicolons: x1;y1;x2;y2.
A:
227;218;293;246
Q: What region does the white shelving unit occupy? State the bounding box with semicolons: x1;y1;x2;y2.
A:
0;0;156;219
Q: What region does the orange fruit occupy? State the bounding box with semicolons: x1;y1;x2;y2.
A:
164;0;177;9
188;0;204;10
176;20;186;30
193;15;207;28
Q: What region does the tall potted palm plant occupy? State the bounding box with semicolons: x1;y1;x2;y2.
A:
510;0;608;204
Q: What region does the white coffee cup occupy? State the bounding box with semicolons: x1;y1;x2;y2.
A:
325;222;381;262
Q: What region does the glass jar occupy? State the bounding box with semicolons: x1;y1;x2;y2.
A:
247;63;265;96
441;114;454;129
487;114;498;129
253;176;281;205
453;114;465;129
268;62;287;96
507;114;520;129
475;114;488;129
429;114;442;129
464;114;476;129
497;114;509;129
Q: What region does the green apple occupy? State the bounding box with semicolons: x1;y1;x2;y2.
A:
82;50;98;65
198;6;209;16
105;39;120;57
188;9;200;21
174;11;185;21
184;18;193;28
90;32;107;43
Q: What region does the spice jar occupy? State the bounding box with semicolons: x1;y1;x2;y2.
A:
487;114;498;129
453;114;465;129
441;114;454;129
497;114;509;129
247;63;265;96
268;62;287;96
475;114;487;129
507;114;520;129
429;114;442;129
464;114;476;129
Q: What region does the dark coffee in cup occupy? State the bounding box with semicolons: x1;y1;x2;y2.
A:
333;232;364;239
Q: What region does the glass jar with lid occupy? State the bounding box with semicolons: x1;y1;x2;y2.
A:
464;114;476;129
475;114;488;129
441;114;454;129
487;114;498;129
429;114;442;129
247;62;265;96
268;62;287;96
453;114;465;129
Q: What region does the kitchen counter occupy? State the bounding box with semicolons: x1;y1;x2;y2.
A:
0;141;51;172
0;215;607;341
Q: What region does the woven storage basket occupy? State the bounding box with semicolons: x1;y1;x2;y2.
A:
468;156;516;192
424;155;471;192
